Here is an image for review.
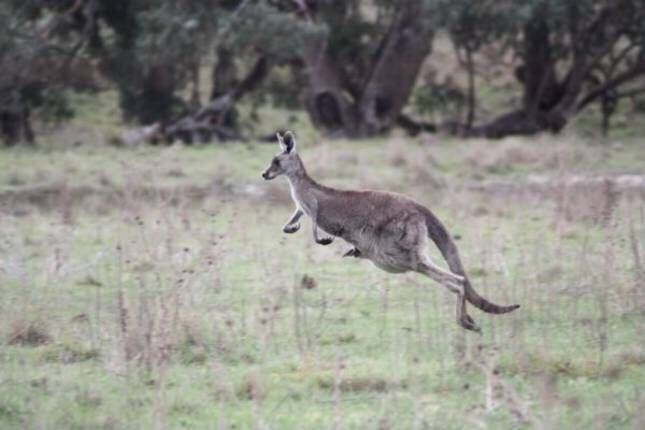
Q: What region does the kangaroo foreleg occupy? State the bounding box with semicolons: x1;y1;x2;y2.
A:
311;211;333;245
313;223;333;245
343;248;361;258
283;209;304;234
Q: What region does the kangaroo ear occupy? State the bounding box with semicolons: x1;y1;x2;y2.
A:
282;131;296;153
276;132;287;152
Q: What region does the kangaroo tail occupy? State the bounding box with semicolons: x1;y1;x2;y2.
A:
422;207;520;314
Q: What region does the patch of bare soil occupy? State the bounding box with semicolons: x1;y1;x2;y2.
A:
467;174;645;224
7;319;51;346
2;175;644;216
468;174;645;198
0;182;236;215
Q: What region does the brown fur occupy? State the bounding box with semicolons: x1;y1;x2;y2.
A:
262;131;519;332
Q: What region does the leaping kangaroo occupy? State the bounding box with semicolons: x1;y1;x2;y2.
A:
261;131;519;332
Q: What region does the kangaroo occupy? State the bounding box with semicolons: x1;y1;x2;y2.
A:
261;131;519;332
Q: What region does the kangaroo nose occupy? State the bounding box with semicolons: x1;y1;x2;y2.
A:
262;172;269;180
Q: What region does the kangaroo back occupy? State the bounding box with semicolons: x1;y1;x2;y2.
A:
421;207;520;314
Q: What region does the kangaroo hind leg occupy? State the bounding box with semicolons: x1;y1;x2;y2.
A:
416;256;481;333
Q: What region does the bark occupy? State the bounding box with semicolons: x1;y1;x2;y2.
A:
189;59;201;109
0;91;36;146
138;65;182;125
469;109;562;139
1;112;21;146
397;114;437;136
521;14;562;114
464;48;476;128
211;47;238;100
600;94;615;137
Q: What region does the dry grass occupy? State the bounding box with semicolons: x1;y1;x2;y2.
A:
116;289;180;370
553;176;620;225
6;318;51;347
386;138;446;189
317;375;394;393
464;136;593;174
1;136;644;428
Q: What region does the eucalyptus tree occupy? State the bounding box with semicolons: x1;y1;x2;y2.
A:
286;0;436;137
469;0;645;137
0;0;99;145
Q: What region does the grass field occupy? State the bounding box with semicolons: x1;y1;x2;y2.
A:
1;132;644;429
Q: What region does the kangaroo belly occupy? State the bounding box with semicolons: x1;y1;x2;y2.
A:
371;257;410;273
345;216;427;274
369;241;421;273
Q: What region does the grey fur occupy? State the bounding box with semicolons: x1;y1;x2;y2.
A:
262;131;520;332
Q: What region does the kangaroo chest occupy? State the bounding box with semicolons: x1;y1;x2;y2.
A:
288;182;315;216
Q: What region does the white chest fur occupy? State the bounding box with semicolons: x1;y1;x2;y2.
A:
288;180;315;216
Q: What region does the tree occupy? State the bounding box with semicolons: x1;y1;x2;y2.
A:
87;0;219;125
465;0;645;138
284;0;435;137
437;0;514;130
162;1;323;142
0;0;99;145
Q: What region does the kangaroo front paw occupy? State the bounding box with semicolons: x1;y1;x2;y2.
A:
283;223;300;234
316;237;334;245
343;248;361;258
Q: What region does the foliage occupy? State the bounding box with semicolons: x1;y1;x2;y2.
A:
0;1;94;143
89;0;219;123
411;79;466;122
2;0;645;143
437;0;514;53
228;2;325;60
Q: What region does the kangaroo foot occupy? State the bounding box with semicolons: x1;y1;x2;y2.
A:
283;223;300;234
343;248;361;258
459;313;481;333
316;237;334;245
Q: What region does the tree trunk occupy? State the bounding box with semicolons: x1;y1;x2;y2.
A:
521;14;562;114
302;38;359;136
465;48;476;128
0;91;35;146
138;65;182;125
465;3;645;139
300;0;433;138
470;12;573;138
357;0;433;135
210;47;240;131
189;59;201;109
1;112;21;146
600;90;618;137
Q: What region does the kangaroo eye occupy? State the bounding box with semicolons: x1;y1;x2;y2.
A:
273;159;280;167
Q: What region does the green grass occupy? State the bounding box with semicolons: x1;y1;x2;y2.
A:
1;133;644;429
1;132;644;192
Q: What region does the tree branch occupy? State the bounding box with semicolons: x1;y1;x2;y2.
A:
40;0;84;40
577;60;645;111
616;86;645;99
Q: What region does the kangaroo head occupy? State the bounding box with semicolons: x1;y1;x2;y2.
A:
261;131;302;180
